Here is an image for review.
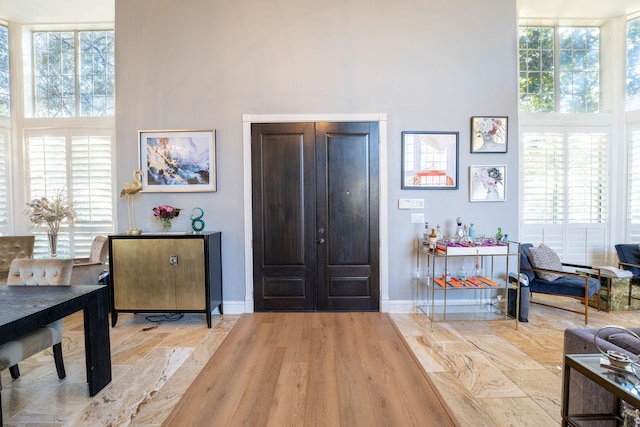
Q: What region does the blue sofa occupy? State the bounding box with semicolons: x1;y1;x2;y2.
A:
520;243;601;324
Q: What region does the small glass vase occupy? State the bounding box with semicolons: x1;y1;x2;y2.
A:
160;218;172;232
47;231;58;258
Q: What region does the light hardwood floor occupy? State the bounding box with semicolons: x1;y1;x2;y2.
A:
1;294;639;426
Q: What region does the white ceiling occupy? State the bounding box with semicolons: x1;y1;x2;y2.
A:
518;0;640;20
0;0;114;24
0;0;638;26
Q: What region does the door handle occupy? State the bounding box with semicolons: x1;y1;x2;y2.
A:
317;238;325;244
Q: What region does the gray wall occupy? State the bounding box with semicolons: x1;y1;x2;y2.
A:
115;0;519;309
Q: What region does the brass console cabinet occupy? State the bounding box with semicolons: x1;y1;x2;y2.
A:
108;232;222;327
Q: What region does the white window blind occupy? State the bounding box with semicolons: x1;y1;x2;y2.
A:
522;132;565;224
521;127;609;265
629;127;640;241
567;133;608;223
0;132;7;229
26;131;113;257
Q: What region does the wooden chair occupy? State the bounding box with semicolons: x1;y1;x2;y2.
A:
615;243;640;306
520;243;601;324
0;236;35;284
70;235;108;285
0;258;74;384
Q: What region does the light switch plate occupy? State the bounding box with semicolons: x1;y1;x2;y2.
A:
398;198;424;209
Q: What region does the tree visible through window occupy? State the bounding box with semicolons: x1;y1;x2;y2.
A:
33;30;114;118
628;18;640;111
0;25;9;116
519;26;600;113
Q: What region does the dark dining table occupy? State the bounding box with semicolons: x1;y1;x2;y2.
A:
0;284;112;424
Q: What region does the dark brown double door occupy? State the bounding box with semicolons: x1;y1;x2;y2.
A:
252;122;379;311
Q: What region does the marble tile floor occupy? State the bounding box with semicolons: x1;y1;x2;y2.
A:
1;295;639;426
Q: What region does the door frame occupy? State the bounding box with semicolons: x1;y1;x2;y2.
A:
242;113;389;313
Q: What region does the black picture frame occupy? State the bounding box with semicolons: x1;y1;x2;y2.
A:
401;131;459;190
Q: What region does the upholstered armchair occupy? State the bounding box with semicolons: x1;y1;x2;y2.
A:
69;235;108;285
615;243;640;305
520;243;601;324
0;236;35;284
0;258;73;385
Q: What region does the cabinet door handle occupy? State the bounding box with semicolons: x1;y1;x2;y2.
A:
169;255;178;265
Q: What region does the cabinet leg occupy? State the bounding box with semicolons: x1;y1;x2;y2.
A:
111;311;118;327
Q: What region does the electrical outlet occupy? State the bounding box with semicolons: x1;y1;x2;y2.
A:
411;213;424;223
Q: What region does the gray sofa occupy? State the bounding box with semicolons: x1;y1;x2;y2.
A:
563;326;640;421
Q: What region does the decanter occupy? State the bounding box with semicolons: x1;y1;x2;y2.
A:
454;217;464;242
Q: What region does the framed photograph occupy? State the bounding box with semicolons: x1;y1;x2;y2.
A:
470;165;506;202
470;116;508;153
138;129;216;192
401;131;459;189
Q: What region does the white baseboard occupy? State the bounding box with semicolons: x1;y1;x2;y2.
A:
218;301;248;315
221;299;484;315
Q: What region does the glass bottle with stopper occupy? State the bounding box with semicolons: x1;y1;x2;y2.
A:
473;253;482;278
454;217;464;242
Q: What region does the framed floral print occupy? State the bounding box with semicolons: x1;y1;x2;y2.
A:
470;165;506;202
470;116;508;153
138;129;216;192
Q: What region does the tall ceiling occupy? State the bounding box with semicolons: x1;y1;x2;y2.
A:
0;0;639;24
0;0;114;23
518;0;640;20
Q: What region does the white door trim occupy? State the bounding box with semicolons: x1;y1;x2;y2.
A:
242;113;389;313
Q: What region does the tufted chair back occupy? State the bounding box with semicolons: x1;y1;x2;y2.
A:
7;258;73;287
88;235;109;263
69;235;108;285
0;236;35;284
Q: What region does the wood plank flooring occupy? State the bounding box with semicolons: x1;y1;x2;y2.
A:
162;313;455;427
1;294;640;426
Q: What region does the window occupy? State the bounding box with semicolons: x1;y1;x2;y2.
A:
521;128;608;264
628;18;640;111
32;30;114;118
0;24;9;116
0;132;7;230
26;131;114;257
628;126;640;241
519;26;600;113
521;132;564;224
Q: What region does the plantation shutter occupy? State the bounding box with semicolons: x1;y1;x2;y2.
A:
521;128;609;265
629;127;640;242
0;132;7;229
521;131;565;224
26;131;114;258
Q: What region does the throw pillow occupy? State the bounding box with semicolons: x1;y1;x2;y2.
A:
527;243;563;281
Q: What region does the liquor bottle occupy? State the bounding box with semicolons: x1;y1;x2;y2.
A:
423;222;429;246
435;225;443;241
429;228;437;250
